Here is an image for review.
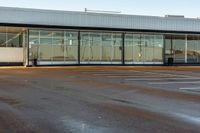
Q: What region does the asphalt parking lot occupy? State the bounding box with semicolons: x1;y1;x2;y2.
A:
0;66;200;133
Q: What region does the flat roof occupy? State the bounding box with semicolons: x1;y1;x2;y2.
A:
1;6;200;33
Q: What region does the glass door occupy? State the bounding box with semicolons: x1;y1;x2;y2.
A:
164;35;186;64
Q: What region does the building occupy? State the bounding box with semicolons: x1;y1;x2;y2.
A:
1;6;200;66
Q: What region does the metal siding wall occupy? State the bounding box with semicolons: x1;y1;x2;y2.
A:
1;7;200;32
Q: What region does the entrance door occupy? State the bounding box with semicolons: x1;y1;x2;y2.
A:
164;35;186;64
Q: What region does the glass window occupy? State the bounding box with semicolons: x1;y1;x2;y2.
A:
102;33;112;63
39;31;52;62
125;33;163;64
29;30;39;38
124;34;134;63
89;33;101;62
80;33;90;63
80;32;122;64
172;35;186;63
112;33;122;62
65;32;78;62
164;35;172;63
7;33;22;47
0;27;25;48
141;35;154;63
0;33;6;47
29;29;78;65
154;35;163;62
164;35;186;64
29;30;39;60
187;35;200;63
52;31;64;62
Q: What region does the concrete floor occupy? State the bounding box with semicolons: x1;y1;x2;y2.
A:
0;66;200;133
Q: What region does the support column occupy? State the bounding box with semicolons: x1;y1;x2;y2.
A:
78;31;81;65
25;29;29;67
122;32;125;65
185;34;188;63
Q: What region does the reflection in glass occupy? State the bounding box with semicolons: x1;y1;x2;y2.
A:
0;27;25;47
125;33;163;64
39;31;52;62
164;35;186;63
102;33;112;63
172;35;185;63
164;35;172;63
153;35;163;62
65;32;78;62
187;35;200;63
80;32;122;64
29;30;78;65
52;31;64;62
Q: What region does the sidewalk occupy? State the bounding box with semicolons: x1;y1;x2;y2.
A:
0;66;200;71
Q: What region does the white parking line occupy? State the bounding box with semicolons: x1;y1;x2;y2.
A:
179;87;200;90
125;78;163;81
129;70;192;78
149;81;200;85
107;75;169;78
93;74;127;76
126;77;200;81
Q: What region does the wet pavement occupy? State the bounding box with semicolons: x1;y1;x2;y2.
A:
0;66;200;133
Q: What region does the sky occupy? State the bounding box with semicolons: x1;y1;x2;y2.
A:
0;0;199;18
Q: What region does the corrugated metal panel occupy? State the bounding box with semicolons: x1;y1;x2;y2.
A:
1;6;200;32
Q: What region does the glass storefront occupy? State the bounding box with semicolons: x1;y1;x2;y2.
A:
26;28;200;66
125;33;163;64
2;26;200;66
164;34;200;64
80;32;122;64
29;30;78;65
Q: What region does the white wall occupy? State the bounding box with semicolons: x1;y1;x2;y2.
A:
0;48;23;62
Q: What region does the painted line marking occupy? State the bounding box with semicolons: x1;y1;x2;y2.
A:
149;81;200;85
129;70;192;78
125;78;163;81
179;87;200;90
93;74;130;76
81;70;106;73
107;75;174;78
126;77;200;81
97;74;181;77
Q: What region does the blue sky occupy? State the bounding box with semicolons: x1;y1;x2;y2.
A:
0;0;199;18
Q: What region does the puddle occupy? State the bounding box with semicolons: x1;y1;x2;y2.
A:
61;116;110;133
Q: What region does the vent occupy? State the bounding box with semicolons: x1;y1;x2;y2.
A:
165;15;185;18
